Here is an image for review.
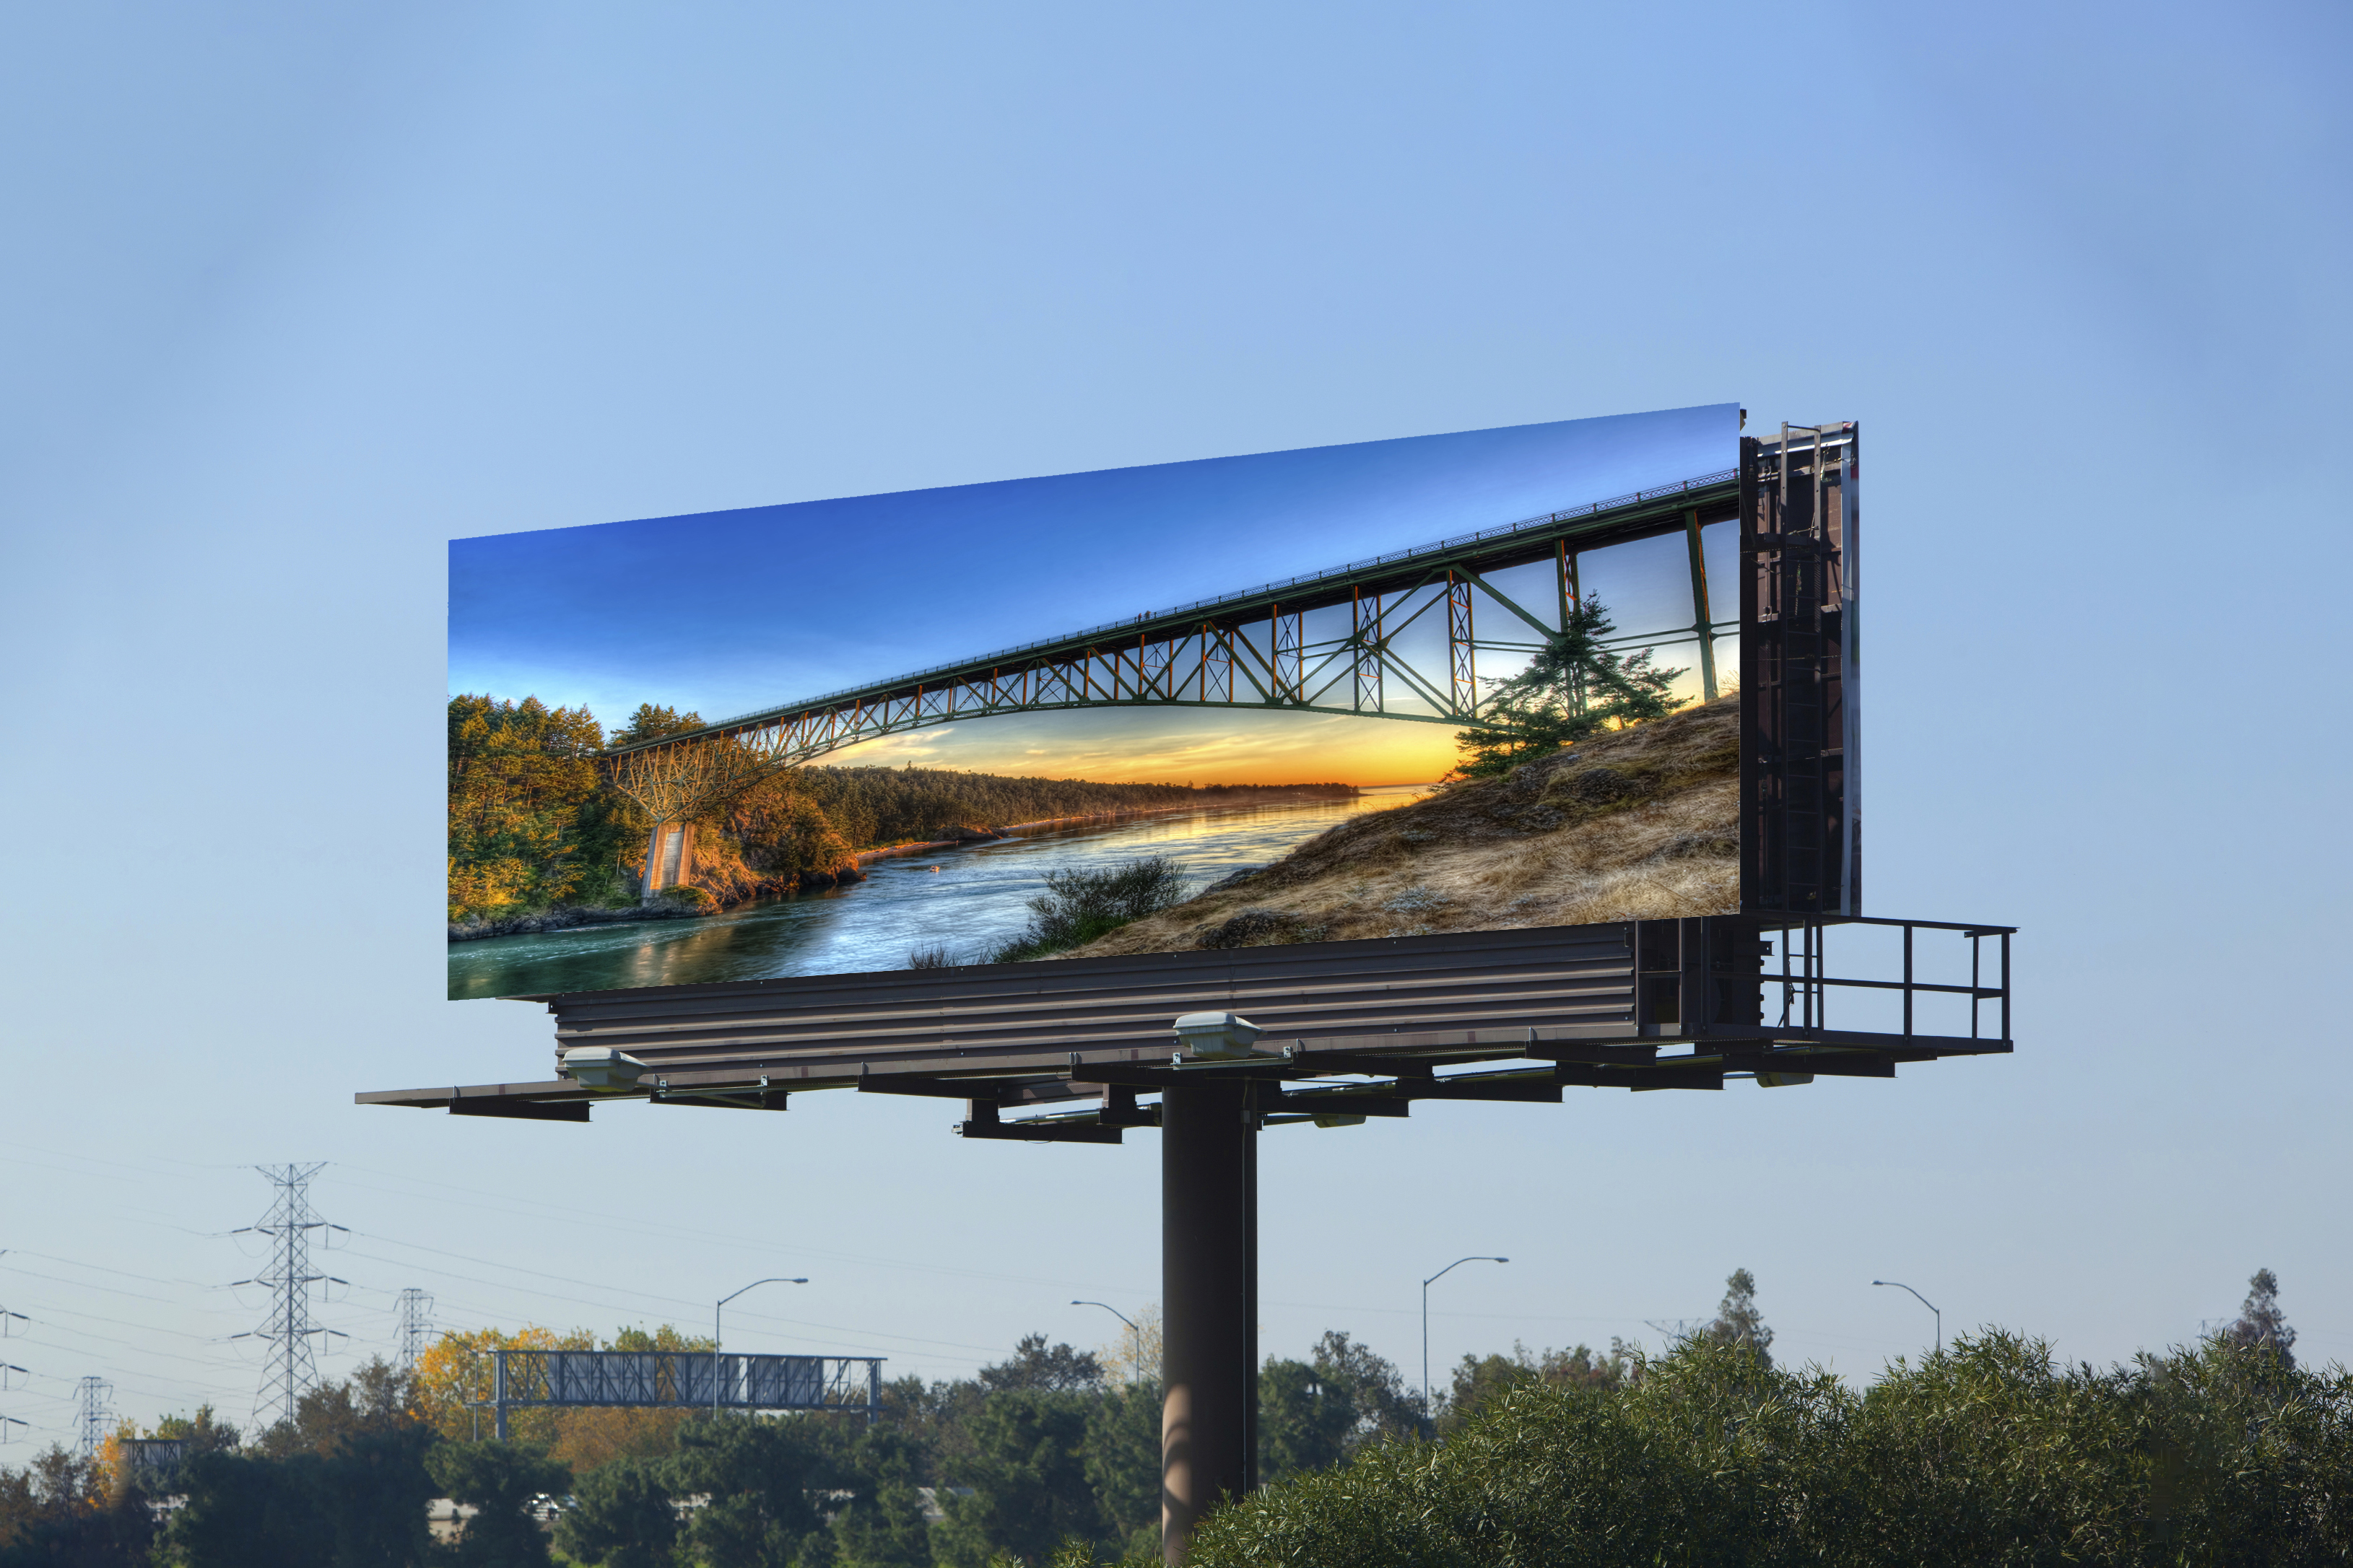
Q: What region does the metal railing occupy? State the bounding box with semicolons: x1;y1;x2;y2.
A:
1761;916;2014;1044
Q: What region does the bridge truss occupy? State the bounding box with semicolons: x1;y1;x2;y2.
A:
607;468;1743;772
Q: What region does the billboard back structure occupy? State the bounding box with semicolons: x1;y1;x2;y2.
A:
448;404;1862;1001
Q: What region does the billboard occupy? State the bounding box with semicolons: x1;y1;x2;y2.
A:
448;405;1855;1001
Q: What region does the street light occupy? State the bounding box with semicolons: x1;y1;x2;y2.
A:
1072;1300;1148;1381
1422;1256;1508;1418
1872;1280;1941;1354
715;1277;808;1419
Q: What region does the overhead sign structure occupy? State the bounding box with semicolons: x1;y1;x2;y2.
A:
394;411;2010;1562
475;1350;883;1439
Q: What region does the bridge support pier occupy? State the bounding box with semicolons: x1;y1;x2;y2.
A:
640;822;695;903
1160;1080;1258;1562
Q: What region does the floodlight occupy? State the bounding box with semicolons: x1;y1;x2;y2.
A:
561;1046;649;1091
1173;1012;1264;1059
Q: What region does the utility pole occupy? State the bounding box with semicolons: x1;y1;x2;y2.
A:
395;1289;434;1378
232;1164;348;1431
74;1377;112;1461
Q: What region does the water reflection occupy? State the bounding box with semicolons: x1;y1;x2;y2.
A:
448;788;1428;999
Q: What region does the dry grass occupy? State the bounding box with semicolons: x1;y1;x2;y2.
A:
1061;696;1741;957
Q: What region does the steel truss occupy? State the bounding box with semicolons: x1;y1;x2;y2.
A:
604;469;1743;773
482;1348;882;1438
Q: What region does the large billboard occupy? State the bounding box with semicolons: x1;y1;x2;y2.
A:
448;405;1854;1001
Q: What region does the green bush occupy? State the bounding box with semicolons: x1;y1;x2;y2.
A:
1186;1333;2353;1568
993;858;1187;961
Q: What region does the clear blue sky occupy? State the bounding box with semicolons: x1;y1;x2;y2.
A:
2;2;2347;1442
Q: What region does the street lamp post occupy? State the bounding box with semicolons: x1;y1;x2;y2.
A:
1872;1280;1941;1354
715;1277;809;1419
1072;1299;1145;1382
1422;1256;1508;1420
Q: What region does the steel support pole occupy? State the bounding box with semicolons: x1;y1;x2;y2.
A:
1161;1081;1258;1563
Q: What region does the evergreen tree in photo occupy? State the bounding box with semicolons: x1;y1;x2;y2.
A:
1451;592;1687;780
607;703;707;748
1705;1268;1773;1369
2227;1267;2296;1368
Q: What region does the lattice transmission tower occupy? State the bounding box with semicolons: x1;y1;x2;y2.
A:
0;1315;29;1447
73;1377;112;1460
395;1289;434;1377
234;1164;348;1430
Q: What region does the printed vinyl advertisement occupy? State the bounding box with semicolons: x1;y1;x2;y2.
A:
448;404;1742;999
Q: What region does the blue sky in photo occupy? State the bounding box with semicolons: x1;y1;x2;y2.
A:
448;402;1734;731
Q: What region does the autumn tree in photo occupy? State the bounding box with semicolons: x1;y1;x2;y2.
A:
447;695;617;920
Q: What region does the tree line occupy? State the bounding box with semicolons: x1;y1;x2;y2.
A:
450;697;1354;925
0;1317;1432;1567
1;1271;2324;1566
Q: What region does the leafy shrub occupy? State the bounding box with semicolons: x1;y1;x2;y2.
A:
994;858;1188;960
1186;1332;2353;1568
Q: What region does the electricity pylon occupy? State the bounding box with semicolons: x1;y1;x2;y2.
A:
395;1289;434;1377
232;1164;349;1431
73;1377;112;1460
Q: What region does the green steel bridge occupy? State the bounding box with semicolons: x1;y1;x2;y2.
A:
608;465;1742;772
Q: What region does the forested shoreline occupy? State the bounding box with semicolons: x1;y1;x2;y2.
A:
448;695;1355;935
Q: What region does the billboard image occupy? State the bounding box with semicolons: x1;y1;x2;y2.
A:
447;404;1845;1001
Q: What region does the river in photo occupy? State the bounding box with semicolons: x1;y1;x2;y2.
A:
448;786;1432;999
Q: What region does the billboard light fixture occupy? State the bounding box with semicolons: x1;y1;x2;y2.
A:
562;1047;649;1091
1173;1012;1266;1060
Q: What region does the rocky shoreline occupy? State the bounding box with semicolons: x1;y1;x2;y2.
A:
445;902;705;943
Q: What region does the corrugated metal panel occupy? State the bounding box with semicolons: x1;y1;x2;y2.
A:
534;923;1639;1082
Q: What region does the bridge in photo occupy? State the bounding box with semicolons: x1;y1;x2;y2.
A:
609;466;1741;770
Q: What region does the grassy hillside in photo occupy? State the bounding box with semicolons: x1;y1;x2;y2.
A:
1060;694;1739;957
